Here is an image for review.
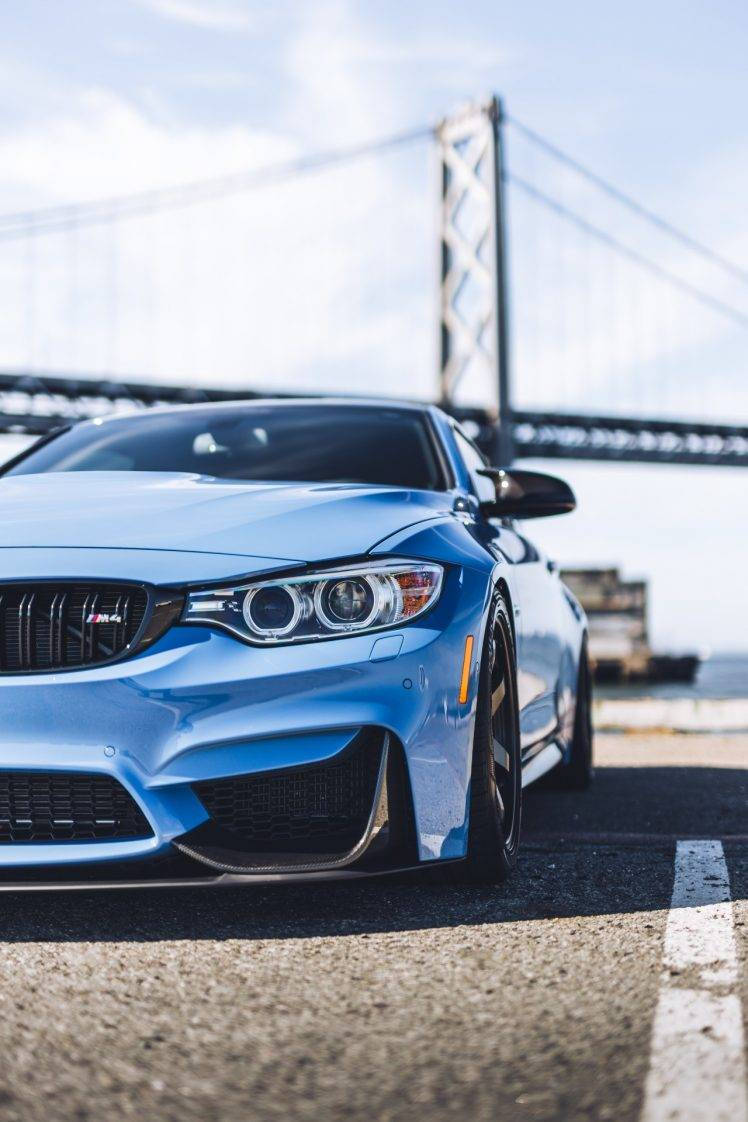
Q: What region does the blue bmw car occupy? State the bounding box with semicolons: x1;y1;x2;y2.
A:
0;399;590;888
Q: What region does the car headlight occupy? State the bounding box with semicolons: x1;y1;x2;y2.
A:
182;560;444;645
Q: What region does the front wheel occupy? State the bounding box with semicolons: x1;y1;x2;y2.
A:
442;593;523;884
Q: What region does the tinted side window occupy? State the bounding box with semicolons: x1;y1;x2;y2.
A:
453;429;495;503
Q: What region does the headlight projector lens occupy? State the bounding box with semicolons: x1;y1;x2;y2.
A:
244;585;302;636
320;577;375;626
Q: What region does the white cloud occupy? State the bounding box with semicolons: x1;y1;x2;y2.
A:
0;82;435;399
0;87;294;202
136;0;253;32
282;1;403;142
280;2;517;142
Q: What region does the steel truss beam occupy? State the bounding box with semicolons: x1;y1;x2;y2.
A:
511;411;748;467
0;371;264;436
453;407;748;467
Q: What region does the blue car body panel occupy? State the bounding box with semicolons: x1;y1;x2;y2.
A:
0;471;451;561
0;402;586;877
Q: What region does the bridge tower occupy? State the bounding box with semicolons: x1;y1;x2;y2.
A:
436;96;513;463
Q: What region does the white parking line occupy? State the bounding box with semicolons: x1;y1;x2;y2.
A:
641;840;748;1122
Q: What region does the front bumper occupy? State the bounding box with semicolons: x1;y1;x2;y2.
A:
0;563;489;877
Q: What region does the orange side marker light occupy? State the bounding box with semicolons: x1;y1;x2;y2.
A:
459;635;474;704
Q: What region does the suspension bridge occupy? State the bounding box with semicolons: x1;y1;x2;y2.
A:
1;96;746;466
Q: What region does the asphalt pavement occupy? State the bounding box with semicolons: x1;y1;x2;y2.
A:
0;732;745;1122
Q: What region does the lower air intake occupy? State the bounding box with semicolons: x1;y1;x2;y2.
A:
179;729;389;873
0;772;153;842
193;729;384;851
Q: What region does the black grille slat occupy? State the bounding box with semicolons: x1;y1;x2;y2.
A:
18;592;30;670
120;594;131;651
81;591;93;663
26;592;35;668
0;771;152;842
51;591;67;667
193;731;383;851
111;594;123;654
0;584;148;673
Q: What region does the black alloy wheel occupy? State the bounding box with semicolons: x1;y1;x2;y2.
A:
439;591;522;884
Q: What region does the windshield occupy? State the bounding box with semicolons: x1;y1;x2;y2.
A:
5;404;447;491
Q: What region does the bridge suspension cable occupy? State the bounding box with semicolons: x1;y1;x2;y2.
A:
506;171;748;332
0;123;435;240
506;113;748;288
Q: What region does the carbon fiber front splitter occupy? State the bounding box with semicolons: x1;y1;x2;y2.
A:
0;859;449;891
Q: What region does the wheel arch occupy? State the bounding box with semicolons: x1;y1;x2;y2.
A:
494;576;518;655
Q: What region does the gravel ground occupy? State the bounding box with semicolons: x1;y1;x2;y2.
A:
0;732;744;1122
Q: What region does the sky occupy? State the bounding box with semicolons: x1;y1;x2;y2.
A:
0;0;747;650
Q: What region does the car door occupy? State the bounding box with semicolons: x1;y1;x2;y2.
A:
451;428;564;758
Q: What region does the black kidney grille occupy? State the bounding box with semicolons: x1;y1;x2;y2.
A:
0;584;148;672
0;772;153;842
193;730;383;851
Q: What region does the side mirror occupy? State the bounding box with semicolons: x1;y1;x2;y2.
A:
477;467;576;520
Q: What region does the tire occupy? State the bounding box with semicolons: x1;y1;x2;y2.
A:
435;592;522;884
551;642;594;790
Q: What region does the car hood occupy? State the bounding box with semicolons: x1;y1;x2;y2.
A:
0;472;451;567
